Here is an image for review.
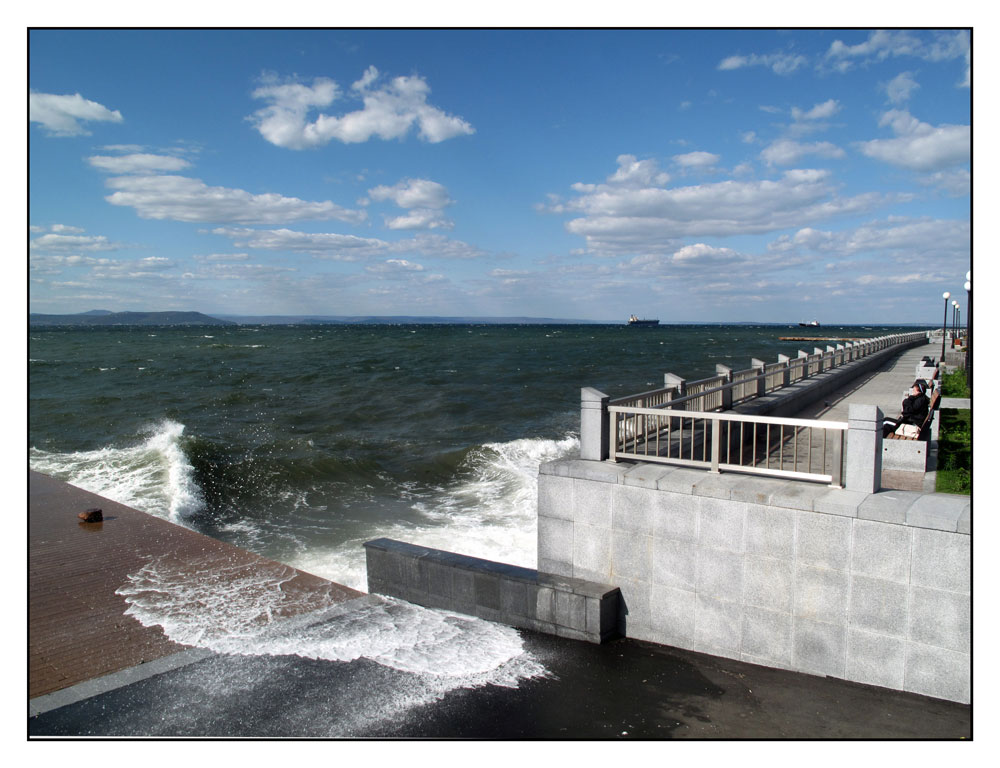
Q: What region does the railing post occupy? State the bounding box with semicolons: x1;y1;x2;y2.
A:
751;358;767;396
778;354;791;386
826;345;836;368
716;364;733;409
710;417;721;473
836;344;845;364
845;404;883;493
814;347;825;372
798;350;810;378
581;387;610;461
664;373;686;397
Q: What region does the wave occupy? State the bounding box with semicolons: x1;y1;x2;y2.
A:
285;434;580;591
116;555;548;731
29;419;203;523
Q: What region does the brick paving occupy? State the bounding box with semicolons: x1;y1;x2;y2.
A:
28;471;362;699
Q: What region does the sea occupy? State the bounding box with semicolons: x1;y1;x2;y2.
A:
28;322;918;733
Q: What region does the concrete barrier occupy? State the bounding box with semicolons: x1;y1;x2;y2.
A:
364;537;622;643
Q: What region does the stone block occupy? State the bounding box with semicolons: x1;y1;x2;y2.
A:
794;564;849;624
908;586;970;653
650;537;698;591
452;568;476;609
857;490;920;525
656;467;700;495
746;504;795;559
622;462;675;489
793;617;847;678
692;474;734;500
553;589;587;631
536;586;555;623
474;572;501;611
500;578;531;619
649;495;698;542
696;547;744;603
846;628;906;691
697;496;746;553
741;605;792;666
849;575;907;637
574;478;613;528
537;515;574;574
615;577;651;636
910;528;970;594
906;493;969;532
904;643;970;704
695;595;743;654
403;555;429;594
426;560;453;600
796;511;851;571
649;584;696;645
727;475;783;505
768;481;827;512
537;475;574;521
572;521;612;582
612;484;657;534
812;488;866;518
611;528;650;582
850;518;911;583
743;555;793;613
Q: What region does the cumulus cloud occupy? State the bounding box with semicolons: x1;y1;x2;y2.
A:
791;99;840;122
857;109;969;171
885;72;919;105
767;217;969;262
104;175;367;225
29;92;123;136
29;232;122;253
607;155;670;187
717;52;807;75
672;151;720;169
549;160;884;254
826;30;970;85
249;67;474;149
760;139;845;167
88;153;192;174
366;178;455;230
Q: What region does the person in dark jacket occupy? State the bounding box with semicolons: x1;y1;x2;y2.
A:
883;380;930;437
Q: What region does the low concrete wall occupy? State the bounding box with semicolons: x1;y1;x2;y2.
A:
364;537;622;643
537;459;970;703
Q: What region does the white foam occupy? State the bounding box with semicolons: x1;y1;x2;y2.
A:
116;556;548;720
29;419;203;523
286;434;580;592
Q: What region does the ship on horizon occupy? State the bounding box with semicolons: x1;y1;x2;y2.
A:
628;315;660;327
798;320;821;327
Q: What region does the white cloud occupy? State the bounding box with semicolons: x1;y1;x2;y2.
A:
29;92;123;136
550;160;888;254
367;178;452;209
365;258;426;276
672;151;720;169
717;52;807;75
607;155;670;187
211;227;389;259
249;67;474;149
857;109;969;172
885;72;919;105
384;210;454;231
88;153;192;174
104;175;367;225
791;99;840;121
826;30;970;86
760;139;845;167
29;233;122;253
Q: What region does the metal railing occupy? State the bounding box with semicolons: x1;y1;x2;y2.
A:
608;406;847;485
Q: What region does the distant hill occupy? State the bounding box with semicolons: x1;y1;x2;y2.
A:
29;311;235;327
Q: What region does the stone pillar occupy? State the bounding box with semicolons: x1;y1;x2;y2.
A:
798;350;810;378
814;348;826;373
716;364;733;409
846;404;883;494
664;373;686;396
581;387;610;461
751;358;767;396
777;354;791;386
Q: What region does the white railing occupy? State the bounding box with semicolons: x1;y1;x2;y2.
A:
608;406;847;485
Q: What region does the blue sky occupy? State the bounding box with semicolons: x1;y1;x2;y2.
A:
28;27;972;323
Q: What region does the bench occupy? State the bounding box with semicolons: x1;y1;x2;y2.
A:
885;390;940;441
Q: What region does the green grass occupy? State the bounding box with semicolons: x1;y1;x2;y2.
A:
935;408;971;495
940;368;970;398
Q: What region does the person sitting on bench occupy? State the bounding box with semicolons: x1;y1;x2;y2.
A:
883;380;930;438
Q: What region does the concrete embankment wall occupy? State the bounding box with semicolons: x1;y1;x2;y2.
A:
364;538;621;643
537;459;970;704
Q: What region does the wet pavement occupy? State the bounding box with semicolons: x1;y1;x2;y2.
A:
29;630;970;739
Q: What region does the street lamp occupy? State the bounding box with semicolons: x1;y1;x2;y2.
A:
941;291;951;362
965;272;972;394
952;300;958;347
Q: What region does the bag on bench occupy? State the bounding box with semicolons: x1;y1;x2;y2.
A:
894;423;921;439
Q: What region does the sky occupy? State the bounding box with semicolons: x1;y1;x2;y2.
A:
28;26;973;324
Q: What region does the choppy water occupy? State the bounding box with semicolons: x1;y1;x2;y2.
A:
29;322;912;708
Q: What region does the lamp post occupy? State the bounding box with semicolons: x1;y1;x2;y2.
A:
952;301;958;348
941;291;951;363
965;272;972;394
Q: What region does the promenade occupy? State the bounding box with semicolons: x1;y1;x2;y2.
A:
28;340;971;737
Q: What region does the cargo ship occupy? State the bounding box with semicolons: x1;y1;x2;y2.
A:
628;315;660;327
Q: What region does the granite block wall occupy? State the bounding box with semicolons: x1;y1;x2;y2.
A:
538;460;970;703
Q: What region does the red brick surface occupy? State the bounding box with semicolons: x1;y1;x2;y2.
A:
29;471;362;699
